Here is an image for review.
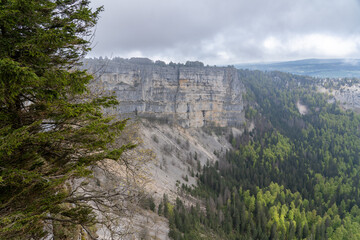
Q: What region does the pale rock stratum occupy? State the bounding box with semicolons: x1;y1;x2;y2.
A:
84;57;245;128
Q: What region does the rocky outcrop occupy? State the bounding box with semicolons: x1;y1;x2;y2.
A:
317;81;360;113
84;58;245;128
332;85;360;112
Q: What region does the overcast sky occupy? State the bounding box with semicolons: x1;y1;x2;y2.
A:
88;0;360;65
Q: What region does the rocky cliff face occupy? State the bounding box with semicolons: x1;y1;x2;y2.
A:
83;58;245;128
82;58;243;239
316;80;360;113
331;85;360;113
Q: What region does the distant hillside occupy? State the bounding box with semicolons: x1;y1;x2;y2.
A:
236;59;360;78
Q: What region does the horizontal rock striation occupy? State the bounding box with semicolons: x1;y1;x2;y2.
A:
83;58;245;128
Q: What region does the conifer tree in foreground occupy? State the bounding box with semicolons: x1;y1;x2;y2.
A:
0;1;137;239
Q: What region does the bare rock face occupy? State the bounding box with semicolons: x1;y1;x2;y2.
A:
332;85;360;113
317;82;360;113
84;58;245;128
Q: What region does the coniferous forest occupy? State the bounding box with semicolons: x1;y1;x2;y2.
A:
160;70;360;240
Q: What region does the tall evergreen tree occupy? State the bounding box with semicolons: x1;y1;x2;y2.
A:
0;1;136;239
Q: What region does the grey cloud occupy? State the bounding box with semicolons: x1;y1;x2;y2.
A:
89;0;360;64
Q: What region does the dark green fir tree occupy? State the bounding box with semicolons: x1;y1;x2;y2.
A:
0;1;136;239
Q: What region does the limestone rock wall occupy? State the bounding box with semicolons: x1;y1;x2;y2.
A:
84;58;245;128
330;85;360;113
317;82;360;113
